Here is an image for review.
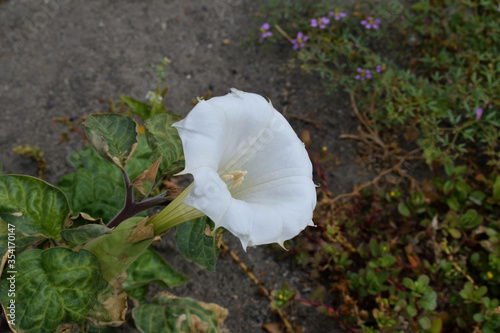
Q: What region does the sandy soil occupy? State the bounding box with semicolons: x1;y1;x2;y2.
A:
0;1;369;332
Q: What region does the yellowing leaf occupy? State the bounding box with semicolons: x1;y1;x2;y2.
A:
127;217;154;243
131;155;163;196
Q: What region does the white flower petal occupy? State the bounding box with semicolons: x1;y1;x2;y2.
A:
173;88;317;250
183;166;232;224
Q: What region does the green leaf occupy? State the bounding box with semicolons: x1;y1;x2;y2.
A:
398;202;411;217
493;176;500;201
84;114;139;170
402;277;413;289
0;248;106;333
459;209;482;229
444;162;455;177
58;164;124;223
417;274;430;286
144;113;185;175
406;304;417;317
469;191;486;205
446;197;461;211
132;292;228;333
123;247;189;301
59;138;155;223
120;95;151;120
418;316;432;330
443;180;454;195
380;254;397;268
84;217;155;282
418;291;437;310
473;312;485;322
0;175;70;255
455;180;471;195
175;217;220;271
448;227;461;239
430;317;442;333
60;223;112;247
454;165;467;177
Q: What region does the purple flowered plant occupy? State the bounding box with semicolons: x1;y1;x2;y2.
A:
311;17;330;29
292;32;309;50
361;16;381;29
328;9;347;20
260;22;272;38
355;67;372;81
476;107;483;120
376;64;386;73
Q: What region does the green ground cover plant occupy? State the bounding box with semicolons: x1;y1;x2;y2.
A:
255;0;500;332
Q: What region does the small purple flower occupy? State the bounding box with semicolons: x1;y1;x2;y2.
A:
260;22;272;38
376;64;386;73
328;9;347;20
468;82;473;87
361;16;381;29
311;16;330;29
446;78;452;83
355;67;372;81
476;107;483;120
292;32;309;50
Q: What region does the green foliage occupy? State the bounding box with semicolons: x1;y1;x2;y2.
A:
60;223;112;248
258;0;499;168
84;216;155;282
175;216;220;271
0;247;107;333
255;0;500;331
84;114;139;170
144;113;185;175
123;247;190;301
132;292;227;333
57;136;154;223
271;283;297;310
0;175;69;255
0;70;229;332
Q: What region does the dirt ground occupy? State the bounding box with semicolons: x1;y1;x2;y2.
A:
0;1;370;332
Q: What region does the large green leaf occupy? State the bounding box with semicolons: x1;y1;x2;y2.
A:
58;165;124;223
175;217;220;271
84;114;138;170
84;216;155;282
0;247;106;333
58;139;154;223
144;113;184;175
123;247;189;301
0;175;70;255
60;223;112;248
132;292;228;333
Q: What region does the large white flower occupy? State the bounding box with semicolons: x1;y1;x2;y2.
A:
156;89;316;249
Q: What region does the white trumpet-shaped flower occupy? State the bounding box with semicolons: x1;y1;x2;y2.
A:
160;89;316;250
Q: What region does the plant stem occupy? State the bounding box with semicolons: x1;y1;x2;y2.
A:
106;168;171;229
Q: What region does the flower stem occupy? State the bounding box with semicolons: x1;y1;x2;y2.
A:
107;168;172;229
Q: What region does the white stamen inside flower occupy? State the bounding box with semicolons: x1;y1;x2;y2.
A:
221;170;248;189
